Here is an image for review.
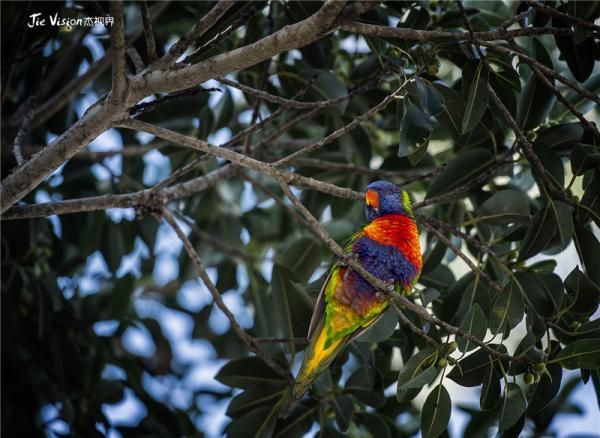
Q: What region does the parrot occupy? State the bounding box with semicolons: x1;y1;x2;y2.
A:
280;180;422;415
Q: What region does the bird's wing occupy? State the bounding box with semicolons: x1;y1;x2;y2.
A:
346;309;387;343
306;227;364;340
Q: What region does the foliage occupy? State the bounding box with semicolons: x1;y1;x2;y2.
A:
1;1;599;437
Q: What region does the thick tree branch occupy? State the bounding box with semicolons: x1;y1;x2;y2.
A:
132;1;346;97
1;1;347;214
1;165;235;220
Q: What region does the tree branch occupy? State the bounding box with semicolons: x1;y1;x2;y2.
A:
154;1;236;69
0;1;347;213
1;165;235;220
109;1;127;102
118;118;364;202
477;40;600;107
273;77;414;166
340;21;573;42
161;206;291;381
132;0;346;97
528;1;600;32
139;0;157;62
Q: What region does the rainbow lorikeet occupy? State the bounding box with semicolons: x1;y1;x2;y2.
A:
290;181;422;402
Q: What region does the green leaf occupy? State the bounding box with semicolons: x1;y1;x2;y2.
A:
397;346;437;402
275;237;321;283
397;366;439;391
421;384;451;438
517;39;556;130
215;357;285;389
515;271;563;318
489;281;525;334
407;78;445;117
553;339;600;369
227;384;286;418
461;61;489;134
433;83;464;140
225;405;278;438
491;64;521;93
457;304;487;352
447;345;508;387
527;361;562;416
571;144;600;176
427;148;494;198
534;123;584;154
358;307;398;343
499;383;526;432
213;89;234;130
553;14;595;82
477;190;530;224
356;413;392;438
345;367;385;408
549;200;573;250
271;264;312;352
518;205;556;261
332;393;353;432
564;267;600;316
398;100;432;165
573;226;600;287
480;363;501;410
533;144;565;188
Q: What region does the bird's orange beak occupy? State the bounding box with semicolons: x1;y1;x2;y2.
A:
365;190;379;210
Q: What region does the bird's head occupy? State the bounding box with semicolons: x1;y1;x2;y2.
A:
365;180;414;221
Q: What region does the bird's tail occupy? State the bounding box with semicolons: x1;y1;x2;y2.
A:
282;320;346;413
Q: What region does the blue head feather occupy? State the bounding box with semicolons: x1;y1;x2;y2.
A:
365;180;413;222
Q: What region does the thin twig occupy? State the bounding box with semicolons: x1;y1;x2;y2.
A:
12;67;46;166
506;39;599;137
184;2;266;64
108;1;127;102
254;337;308;345
477;40;600;106
129;86;222;115
156;1;235;68
528;1;600;32
174;210;255;262
161;207;291;381
273;77;414;166
287;158;445;185
139;0;157;62
391;302;439;347
498;7;534;30
340;21;574;42
419;219;503;294
118;118;365;202
127;47;145;74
